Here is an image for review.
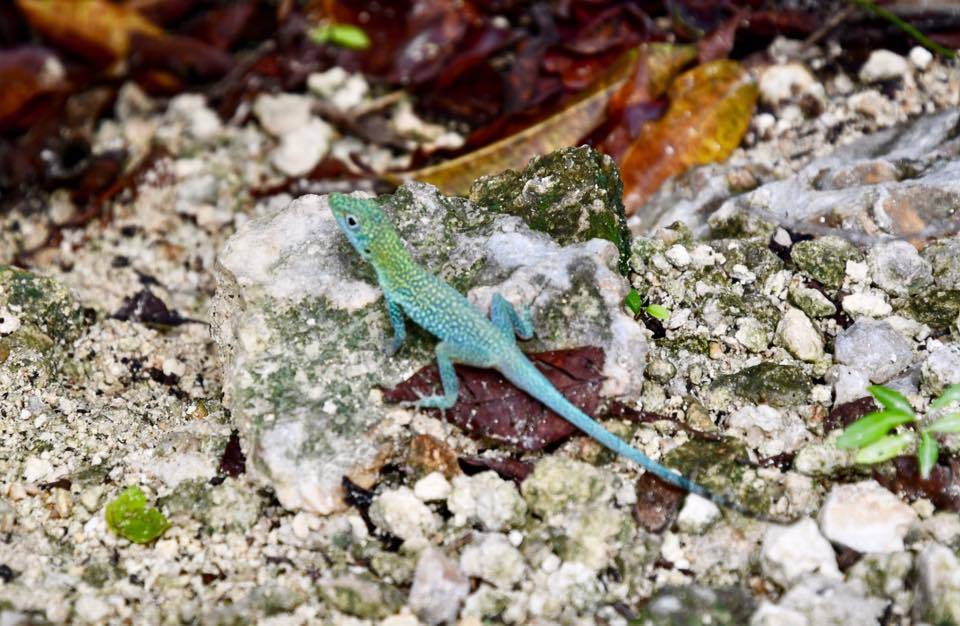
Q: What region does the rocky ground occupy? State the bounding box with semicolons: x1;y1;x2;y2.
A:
1;41;960;625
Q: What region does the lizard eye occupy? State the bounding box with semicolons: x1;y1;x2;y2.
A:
345;214;359;229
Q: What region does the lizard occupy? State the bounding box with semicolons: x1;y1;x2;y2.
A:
329;191;778;520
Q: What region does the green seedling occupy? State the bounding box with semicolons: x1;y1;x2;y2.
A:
837;383;960;479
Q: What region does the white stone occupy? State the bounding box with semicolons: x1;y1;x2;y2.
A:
845;260;870;283
834;320;914;383
859;49;911;83
916;542;960;624
74;595;111;623
848;90;891;119
922;343;960;395
270;117;333;177
735;317;769;353
23;456;53;482
308;68;369;110
819;480;918;553
447;471;527;531
675;494;720;534
753;577;886;626
253;93;313;137
0;307;21;334
726;404;809;457
842;291;892;317
909;46;934;70
369;486;440;543
459;533;526;589
409;547;470;625
761;518;840;587
826;365;870;406
414;472;452;502
688;244;718;268
776;307;823;362
665;244;691;268
169;94;222;140
759;63;822;107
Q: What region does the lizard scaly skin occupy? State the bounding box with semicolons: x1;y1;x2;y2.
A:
329;192;772;519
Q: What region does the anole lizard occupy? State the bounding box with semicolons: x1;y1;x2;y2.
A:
330;192;776;520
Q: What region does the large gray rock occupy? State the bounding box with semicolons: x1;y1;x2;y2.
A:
210;184;645;513
834;320;914;383
710;109;960;241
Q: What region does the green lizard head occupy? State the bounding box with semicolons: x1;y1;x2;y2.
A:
328;192;400;264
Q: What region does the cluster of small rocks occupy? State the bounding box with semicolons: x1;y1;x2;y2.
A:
0;38;959;626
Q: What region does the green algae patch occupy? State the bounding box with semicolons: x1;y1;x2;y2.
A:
713;362;811;408
630;585;756;626
663;438;782;517
105;486;171;544
320;574;405;619
469;146;632;274
904;288;960;331
790;236;863;290
716;238;784;282
0;265;89;347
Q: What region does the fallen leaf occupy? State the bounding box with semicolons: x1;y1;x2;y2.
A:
0;46;67;132
407;433;461;479
17;0;165;64
383;346;619;451
824;396;879;432
397;48;638;196
620;59;758;214
874;455;960;512
596;43;697;159
111;289;195;327
459;455;533;482
633;472;684;532
218;430;246;477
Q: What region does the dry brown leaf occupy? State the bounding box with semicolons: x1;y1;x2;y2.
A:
397;48;639;197
17;0;164;64
620;59;758;214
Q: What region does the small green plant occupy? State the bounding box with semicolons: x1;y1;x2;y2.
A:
837;384;960;478
309;22;371;50
105;486;171;544
624;288;670;321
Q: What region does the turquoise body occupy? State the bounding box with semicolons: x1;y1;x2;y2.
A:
328;192;754;515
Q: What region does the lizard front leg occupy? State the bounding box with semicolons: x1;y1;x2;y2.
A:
384;293;407;355
490;293;533;341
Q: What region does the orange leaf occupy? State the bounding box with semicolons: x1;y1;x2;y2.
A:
16;0;164;64
396;48;640;197
620;59;758;214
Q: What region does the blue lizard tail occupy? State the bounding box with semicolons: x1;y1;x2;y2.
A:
499;355;765;518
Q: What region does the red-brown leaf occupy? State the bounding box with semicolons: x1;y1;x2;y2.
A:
383;346;616;451
874;455;960;512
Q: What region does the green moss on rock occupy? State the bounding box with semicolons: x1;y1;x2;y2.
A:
904;288;960;331
469;146;631;274
663;438;782;517
790;236;863;290
631;585;756;626
712;362;811;408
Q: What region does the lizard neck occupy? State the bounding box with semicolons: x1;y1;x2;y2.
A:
369;229;419;286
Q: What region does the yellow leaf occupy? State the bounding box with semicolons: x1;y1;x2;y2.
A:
620;59;758;214
17;0;164;63
396;48;640;197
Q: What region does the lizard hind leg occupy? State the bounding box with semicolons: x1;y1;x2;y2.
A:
490;293;534;341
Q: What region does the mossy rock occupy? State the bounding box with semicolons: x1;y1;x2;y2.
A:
790;236;863;290
630;584;756;626
320;574;405;619
904;288;960;332
663;437;782;518
470;146;631;274
715;238;784;282
712;362;811;408
0;265;89;347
